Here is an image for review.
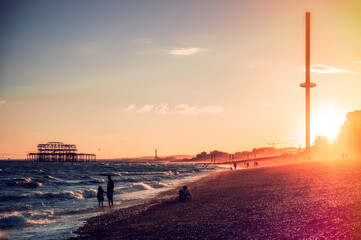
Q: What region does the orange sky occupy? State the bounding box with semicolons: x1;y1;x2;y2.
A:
0;0;360;159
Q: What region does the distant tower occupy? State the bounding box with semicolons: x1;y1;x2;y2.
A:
154;148;158;160
300;12;316;156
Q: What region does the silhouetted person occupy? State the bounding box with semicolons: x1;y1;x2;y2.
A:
97;186;106;207
179;188;186;202
246;162;249;168
107;175;114;206
234;162;237;170
183;186;193;200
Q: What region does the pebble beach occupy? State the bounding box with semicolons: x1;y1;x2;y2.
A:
71;159;361;239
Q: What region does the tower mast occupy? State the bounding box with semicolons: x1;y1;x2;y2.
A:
300;12;316;156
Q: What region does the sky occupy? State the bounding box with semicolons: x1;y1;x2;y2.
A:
0;0;360;159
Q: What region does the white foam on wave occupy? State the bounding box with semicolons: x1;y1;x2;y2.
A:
26;218;55;225
132;182;154;190
22;177;43;188
33;188;97;200
0;212;55;229
164;170;180;176
27;209;54;218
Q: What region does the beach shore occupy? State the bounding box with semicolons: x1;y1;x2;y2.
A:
70;159;361;239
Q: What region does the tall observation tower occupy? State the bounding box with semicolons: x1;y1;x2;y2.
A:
300;12;316;156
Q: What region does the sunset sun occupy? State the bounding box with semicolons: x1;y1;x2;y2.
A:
312;103;346;142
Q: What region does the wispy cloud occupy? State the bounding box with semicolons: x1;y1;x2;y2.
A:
174;104;223;115
0;100;6;108
166;47;205;56
354;60;361;64
139;104;155;113
301;64;357;73
126;103;223;115
155;103;169;114
125;104;136;111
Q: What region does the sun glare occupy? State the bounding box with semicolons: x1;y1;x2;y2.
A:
312;103;346;142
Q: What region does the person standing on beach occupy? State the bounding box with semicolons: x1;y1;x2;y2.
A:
107;175;114;206
97;186;106;207
234;162;237;170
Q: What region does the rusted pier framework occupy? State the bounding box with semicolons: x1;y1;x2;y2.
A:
27;142;96;162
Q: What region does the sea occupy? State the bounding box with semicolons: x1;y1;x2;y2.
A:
0;161;224;240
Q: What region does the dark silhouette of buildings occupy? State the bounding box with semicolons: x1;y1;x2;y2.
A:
192;147;298;163
26;142;96;162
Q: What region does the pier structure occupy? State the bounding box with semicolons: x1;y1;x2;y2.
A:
300;12;316;156
26;142;96;162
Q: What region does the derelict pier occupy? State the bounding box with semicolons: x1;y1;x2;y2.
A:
26;142;96;162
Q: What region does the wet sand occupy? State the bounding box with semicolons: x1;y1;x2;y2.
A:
71;160;361;239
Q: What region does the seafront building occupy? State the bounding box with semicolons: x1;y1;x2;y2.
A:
26;142;96;162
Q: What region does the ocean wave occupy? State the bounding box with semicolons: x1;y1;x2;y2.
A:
86;178;106;184
5;177;42;188
131;182;154;191
22;178;43;188
0;213;54;229
26;218;55;225
55;207;96;216
0;194;29;202
112;182;155;194
0;205;32;213
164;170;180;176
153;182;168;188
0;215;27;229
0;161;222;240
34;189;97;200
44;175;55;180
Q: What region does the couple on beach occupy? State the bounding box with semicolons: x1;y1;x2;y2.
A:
178;186;193;202
97;175;114;207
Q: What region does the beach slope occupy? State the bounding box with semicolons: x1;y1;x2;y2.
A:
71;161;361;239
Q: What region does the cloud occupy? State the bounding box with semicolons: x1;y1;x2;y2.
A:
139;104;155;113
0;100;5;108
354;60;361;64
125;104;136;111
127;103;223;115
166;47;204;56
155;103;169;114
174;104;188;112
174;104;224;115
301;64;357;73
